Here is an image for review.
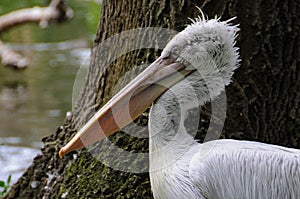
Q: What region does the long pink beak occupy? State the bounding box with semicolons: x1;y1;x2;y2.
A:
59;56;193;158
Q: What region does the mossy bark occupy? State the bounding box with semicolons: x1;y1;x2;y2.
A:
5;0;300;198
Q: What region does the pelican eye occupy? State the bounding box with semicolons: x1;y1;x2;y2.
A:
172;47;180;55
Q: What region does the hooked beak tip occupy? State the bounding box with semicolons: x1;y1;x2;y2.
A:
58;148;65;159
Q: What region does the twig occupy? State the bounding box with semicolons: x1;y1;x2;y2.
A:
0;0;73;69
0;40;28;69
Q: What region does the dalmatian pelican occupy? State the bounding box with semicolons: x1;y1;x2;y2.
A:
59;13;300;199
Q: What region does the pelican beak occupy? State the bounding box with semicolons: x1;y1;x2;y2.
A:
59;55;193;158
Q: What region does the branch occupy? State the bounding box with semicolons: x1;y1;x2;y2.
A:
0;0;73;69
0;41;28;69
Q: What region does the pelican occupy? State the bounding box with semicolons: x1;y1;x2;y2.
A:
59;13;300;198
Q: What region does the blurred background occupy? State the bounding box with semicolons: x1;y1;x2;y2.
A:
0;0;100;184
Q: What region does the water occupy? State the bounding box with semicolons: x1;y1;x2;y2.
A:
0;0;99;184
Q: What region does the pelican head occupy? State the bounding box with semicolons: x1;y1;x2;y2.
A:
59;14;239;158
162;15;239;89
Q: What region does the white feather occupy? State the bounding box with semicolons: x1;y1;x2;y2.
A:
190;140;300;199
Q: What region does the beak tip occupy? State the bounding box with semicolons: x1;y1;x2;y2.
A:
58;148;64;159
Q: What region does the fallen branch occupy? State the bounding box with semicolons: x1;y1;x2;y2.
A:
0;0;73;69
0;41;28;69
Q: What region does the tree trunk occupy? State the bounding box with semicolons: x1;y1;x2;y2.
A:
5;0;300;198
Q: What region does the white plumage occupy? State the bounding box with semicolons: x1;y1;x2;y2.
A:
149;136;300;198
190;140;300;198
148;14;300;199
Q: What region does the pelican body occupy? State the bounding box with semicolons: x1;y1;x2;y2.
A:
59;13;300;199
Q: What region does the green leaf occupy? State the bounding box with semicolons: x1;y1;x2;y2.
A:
0;181;5;187
7;175;12;186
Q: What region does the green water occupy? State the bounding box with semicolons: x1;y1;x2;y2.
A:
0;0;100;184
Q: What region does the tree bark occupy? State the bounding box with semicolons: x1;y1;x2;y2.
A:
5;0;300;198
